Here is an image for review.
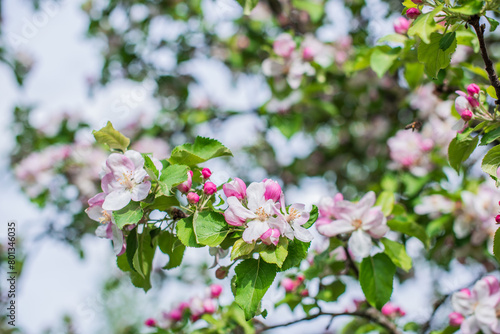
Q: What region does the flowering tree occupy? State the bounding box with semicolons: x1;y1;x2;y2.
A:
4;0;500;333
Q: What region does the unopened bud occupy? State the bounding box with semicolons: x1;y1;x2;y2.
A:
406;8;421;19
187;192;200;204
202;168;212;179
204;182;217;195
215;266;229;279
461;109;473;121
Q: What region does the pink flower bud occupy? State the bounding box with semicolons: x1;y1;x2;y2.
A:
282;278;296;292
204;182;217;195
179;301;190;311
406;8;421;19
210;284;223;298
300;289;309;297
467;83;480;97
144;318;157;327
393;17;410;34
187;192;200;204
381;302;398;317
459;288;471;297
466;95;479;108
496;215;500;224
202;168;212;179
168;309;182;322
264;179;282;202
455;96;471;116
334;193;344;202
296;274;305;283
178;171;193;193
223;178;247;199
273;33;296;58
203;299;216;314
411;0;423;3
461;109;473;122
449;312;464;327
260;228;281;246
302;47;315;61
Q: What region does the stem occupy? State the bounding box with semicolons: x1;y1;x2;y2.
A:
468;15;500;105
255;308;402;334
344;245;359;278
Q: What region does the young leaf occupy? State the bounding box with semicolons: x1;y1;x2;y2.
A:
158;231;186;269
480;126;500;146
259;238;288;268
407;6;443;44
369;47;400;78
493;228;500;263
194;211;230;247
448;134;479;173
158;165;189;195
236;0;259;15
117;254;152;292
234;258;277;320
439;32;456;51
112;201;143;229
231;238;255;260
316;280;346;302
482;145;500;179
381;238;412;272
143;155;159;181
131;230;156;292
176;216;204;248
360;253;396;309
168;137;233;166
302;205;318;229
418;32;457;79
92;121;130;152
280;240;311;271
388;217;429;248
487;85;498;99
375;191;394;216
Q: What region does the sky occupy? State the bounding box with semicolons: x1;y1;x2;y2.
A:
0;0;486;333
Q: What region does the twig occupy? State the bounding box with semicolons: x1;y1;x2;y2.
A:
255;309;402;334
344;245;360;278
468;15;500;105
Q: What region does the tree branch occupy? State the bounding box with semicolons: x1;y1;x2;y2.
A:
255;308;402;334
468;15;500;105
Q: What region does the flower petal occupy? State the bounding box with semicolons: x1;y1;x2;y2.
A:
125;150;145;169
102;189;132;210
243;220;269;243
131;181;151;201
348;230;372;258
246;182;266;212
292;223;314;242
106;153;134;174
317;219;355;237
227;196;256;221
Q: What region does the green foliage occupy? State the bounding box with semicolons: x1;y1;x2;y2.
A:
194;211;230;247
370;46;400;78
375;191;394;216
280;240;311;271
408;6;443;44
235;0;259;15
417;32;457;79
176;216;204;248
481;145;500;180
359;253;396;309
493;228;500;263
158;231;186;269
316;280;346;302
158;165;189;195
259;238;288;268
448;133;479;173
112;201;144;229
231;238;256;260
168;137;233;166
234;258;277;320
92;121;130;152
302;205;318;229
388;216;429;248
381;238;412;272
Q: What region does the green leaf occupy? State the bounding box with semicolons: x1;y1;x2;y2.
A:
418;32;457;79
236;0;259;15
426;215;452;237
439;32;456;51
194;211;230;247
132;230;156;292
402;0;417;8
234;258;277;320
117;253;152;292
269;113;303;139
375;191;394;216
388;217;429;248
377;34;408;45
370;47;400;78
293;0;324;22
487;86;498;99
302;205;318;229
231;238;255;260
381;238;412;272
126;228;139;272
158;165;189;195
143;155;159;181
480;126;500;146
259;238;288;268
158;231;186;269
92;121;130;152
448;0;484;15
408;6;443;44
487;17;499;32
280;240;310;271
316;280;346;302
448;134;479;173
143;195;180;211
404;62;425;89
359;253;396;309
112;201;143;229
176;216;204;248
168;137;233;166
482;145;500;179
493;228;500;263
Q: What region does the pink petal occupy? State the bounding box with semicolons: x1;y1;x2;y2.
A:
317;219;355;237
125;150;145;169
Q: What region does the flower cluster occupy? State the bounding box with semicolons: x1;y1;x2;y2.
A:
281;274;308;296
262;33;333;89
454;83;491;132
144;284;223;329
449;276;500;334
387;130;434;176
178;167;218;206
316;192;388;258
223;178;313;245
381;302;406;318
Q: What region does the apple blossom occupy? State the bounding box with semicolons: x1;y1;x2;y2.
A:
450;276;500;334
273;33;296;58
277;199;314;243
387;130;434;176
144;318;157;327
381;302;405;318
449;312;465;327
316;192;389;258
187;192;200;204
467;83;481;98
101;150;151;210
223;177;247;199
282;277;297;292
210;284;223;298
